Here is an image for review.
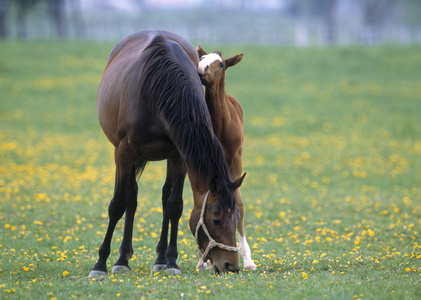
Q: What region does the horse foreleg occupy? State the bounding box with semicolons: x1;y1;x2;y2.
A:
153;158;186;274
165;167;185;275
153;159;185;274
153;168;172;272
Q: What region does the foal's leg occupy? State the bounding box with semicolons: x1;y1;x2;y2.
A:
232;157;256;271
235;189;256;270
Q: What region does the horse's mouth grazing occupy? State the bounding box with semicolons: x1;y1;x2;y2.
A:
213;265;221;275
212;263;239;275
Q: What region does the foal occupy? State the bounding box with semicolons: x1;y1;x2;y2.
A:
197;46;256;270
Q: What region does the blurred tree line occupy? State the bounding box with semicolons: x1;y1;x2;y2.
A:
0;0;420;44
0;0;84;39
286;0;421;44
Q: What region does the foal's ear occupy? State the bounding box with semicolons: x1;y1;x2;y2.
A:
196;45;208;59
225;53;243;69
231;173;246;191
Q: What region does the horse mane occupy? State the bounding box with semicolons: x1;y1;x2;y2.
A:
138;35;236;211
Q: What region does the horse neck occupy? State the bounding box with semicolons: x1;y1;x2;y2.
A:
205;78;229;137
188;173;210;208
188;170;233;213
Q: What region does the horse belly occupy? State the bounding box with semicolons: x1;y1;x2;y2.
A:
137;139;179;161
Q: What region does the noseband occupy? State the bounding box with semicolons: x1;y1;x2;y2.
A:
194;190;239;266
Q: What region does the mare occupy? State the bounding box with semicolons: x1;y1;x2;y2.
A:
89;30;245;277
196;46;256;270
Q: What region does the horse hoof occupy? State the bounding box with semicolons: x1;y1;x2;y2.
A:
88;270;107;278
152;264;167;272
165;268;182;275
112;265;131;273
243;263;257;271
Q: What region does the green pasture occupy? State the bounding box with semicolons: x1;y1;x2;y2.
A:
0;40;420;299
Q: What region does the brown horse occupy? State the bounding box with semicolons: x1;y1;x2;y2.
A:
196;46;256;271
89;30;245;278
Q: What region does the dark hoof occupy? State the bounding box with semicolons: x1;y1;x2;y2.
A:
152;264;167;272
165;268;182;275
112;265;131;273
88;270;107;278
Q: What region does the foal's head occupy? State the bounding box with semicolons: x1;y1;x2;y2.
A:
196;46;243;87
189;174;246;274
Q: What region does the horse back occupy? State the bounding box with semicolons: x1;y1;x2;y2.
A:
108;30;198;68
97;30;200;147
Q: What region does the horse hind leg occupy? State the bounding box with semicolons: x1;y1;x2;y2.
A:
89;170;128;278
89;144;139;278
112;157;141;273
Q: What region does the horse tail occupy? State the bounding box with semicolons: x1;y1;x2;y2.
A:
134;160;148;180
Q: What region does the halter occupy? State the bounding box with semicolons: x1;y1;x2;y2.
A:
194;190;239;267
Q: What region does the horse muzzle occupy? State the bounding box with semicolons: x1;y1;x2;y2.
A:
212;258;240;275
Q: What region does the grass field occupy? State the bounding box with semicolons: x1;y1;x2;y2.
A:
0;40;420;299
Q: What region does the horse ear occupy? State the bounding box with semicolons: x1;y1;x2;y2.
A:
225;53;243;69
196;45;208;59
210;175;220;194
232;173;246;191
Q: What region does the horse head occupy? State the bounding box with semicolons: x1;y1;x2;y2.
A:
189;173;246;274
196;45;243;86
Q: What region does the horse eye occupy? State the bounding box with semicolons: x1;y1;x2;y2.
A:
213;218;221;226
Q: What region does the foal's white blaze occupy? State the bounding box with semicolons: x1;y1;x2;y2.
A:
197;53;223;75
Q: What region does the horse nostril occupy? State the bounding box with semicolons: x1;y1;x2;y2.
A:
224;262;239;273
205;65;209;72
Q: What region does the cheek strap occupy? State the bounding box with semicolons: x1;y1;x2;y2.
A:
194;190;239;267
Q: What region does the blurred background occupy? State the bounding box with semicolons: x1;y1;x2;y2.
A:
1;0;421;45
